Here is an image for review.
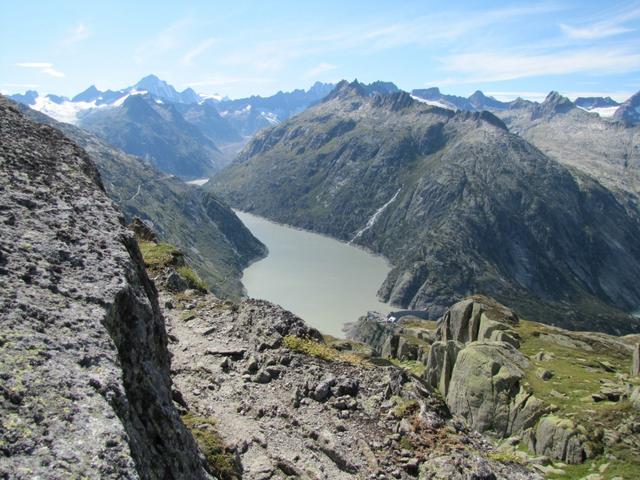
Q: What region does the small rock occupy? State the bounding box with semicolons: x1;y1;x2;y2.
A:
312;380;333;402
252;370;272;384
166;271;188;292
537;368;554;381
245;356;259;374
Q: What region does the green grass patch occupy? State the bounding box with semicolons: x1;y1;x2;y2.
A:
138;241;183;270
177;266;208;292
389;358;426;377
181;414;240;479
487;450;526;465
283;335;368;366
391;396;418;418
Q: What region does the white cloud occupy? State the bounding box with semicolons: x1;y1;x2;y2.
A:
560;4;640;40
16;62;65;78
181;37;217;66
559;23;632;40
187;76;275;87
63;23;90;45
303;63;338;79
438;48;640;83
16;62;52;68
135;17;192;62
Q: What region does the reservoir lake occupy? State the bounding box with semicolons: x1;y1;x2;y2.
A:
235;210;394;338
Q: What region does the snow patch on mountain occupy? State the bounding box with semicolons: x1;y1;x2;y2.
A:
410;95;454;110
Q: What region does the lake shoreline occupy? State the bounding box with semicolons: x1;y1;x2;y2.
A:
234;209;396;338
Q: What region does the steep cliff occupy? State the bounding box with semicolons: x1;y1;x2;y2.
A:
0;96;209;478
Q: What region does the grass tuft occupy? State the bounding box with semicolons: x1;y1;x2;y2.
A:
181;413;240;479
283;335;368;366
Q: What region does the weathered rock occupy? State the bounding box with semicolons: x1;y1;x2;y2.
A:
166;270;189;292
424;340;464;396
437;296;519;346
527;416;587;464
129;216;158;242
536;368;554;381
632;343;640;376
446;343;544;437
0;96;208;479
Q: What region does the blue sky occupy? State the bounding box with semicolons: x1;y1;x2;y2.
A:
1;0;640;101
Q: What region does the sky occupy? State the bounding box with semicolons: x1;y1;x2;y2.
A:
1;0;640;101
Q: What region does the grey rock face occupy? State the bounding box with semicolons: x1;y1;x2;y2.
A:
613;90;640;126
425;297;546;439
527;416;587;464
0;97;208;479
446;343;544;437
16;100;266;300
437;295;519;346
632;343;640;376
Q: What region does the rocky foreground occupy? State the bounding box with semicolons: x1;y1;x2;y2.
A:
348;297;640;478
149;251;539;479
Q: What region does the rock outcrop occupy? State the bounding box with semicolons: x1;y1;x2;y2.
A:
0;96;209;478
632;343;640;376
425;297;547;440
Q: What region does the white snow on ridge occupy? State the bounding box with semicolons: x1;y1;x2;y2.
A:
350;188;402;243
32;96;98;124
186;178;210;186
577;106;618;118
410;95;454;110
28;89;149;124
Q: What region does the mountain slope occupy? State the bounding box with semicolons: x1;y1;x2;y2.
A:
494;91;640;199
411;87;510;111
613;90;640;125
211;81;640;334
15;98;265;299
79;94;225;178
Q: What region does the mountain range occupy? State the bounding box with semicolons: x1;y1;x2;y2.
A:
210;80;640;334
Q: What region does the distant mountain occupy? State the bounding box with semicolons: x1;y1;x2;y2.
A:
12;96;265;299
10;75;202;125
411;87;510;111
211;80;640;334
174;99;242;145
574;96;620;110
613;91;640;126
216;81;335;136
134;74;201;104
493;91;640;198
79;93;225;178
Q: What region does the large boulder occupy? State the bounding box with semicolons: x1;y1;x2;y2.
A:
424;297;545;440
445;342;545;436
527;416;588;464
632;343;640;376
